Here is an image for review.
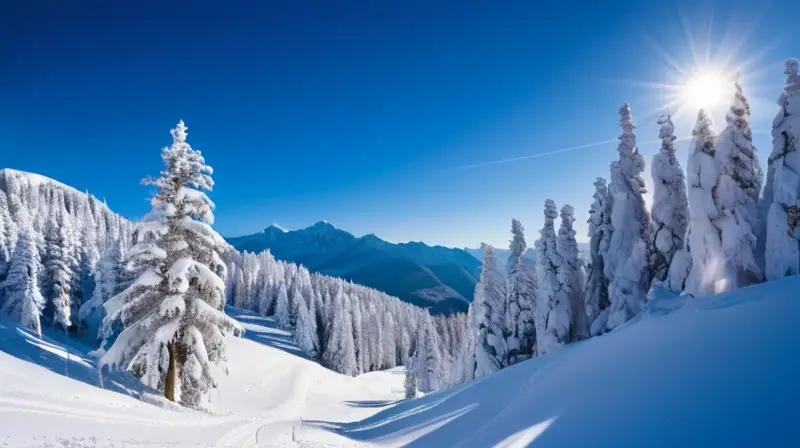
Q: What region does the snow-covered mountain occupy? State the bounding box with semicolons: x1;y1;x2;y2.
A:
2;269;797;446
227;223;482;314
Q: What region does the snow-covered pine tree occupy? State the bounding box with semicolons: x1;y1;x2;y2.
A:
556;204;587;342
605;103;652;330
457;304;477;383
714;74;764;289
650;112;689;285
78;236;125;340
473;244;508;377
685;109;726;296
404;356;418;399
294;290;318;359
413;317;443;393
233;267;248;309
43;207;77;330
765;59;800;280
1;231;45;336
322;290;358;376
585;177;612;334
534;200;561;355
274;282;290;329
351;294;365;374
99;121;242;406
505;219;537;363
0;192;14;278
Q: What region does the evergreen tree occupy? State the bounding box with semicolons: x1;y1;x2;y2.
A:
274;283;290;329
585;177;612;334
322;291;358;376
557;204;587;342
78;237;124;340
765;59;800;280
534;200;560;355
233;268;248;309
0;192;14;278
685;109;726;296
294;292;318;359
413;318;443;393
473;244;507;377
44;208;77;330
605;103;651;330
650;112;689;284
1;231;45;336
714;75;764;289
99;121;242;406
505;219;537;363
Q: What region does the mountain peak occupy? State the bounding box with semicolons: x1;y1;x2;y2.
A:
265;223;287;233
306;220;338;232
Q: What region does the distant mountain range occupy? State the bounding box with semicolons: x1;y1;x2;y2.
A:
226;222;482;314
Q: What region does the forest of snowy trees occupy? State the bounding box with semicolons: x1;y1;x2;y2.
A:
0;169;134;337
423;59;800;395
2;59;800;405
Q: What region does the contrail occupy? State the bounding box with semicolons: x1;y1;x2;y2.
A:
443;136;692;172
445;139;617;171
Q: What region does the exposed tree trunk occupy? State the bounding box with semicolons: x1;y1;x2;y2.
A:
164;341;177;402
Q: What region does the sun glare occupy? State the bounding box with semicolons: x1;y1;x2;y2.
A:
683;72;727;110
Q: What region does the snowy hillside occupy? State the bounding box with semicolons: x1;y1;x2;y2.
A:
3;273;799;446
313;278;800;446
0;306;405;447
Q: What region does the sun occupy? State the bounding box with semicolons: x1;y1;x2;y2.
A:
682;71;728;110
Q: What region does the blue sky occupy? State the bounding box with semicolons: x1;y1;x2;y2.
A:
2;0;796;248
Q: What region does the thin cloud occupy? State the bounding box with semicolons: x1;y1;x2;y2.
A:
443;137;685;172
445;139;617;172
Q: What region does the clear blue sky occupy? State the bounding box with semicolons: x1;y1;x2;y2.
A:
2;0;796;248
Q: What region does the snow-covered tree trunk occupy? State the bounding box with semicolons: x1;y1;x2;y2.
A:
650;112;689;286
765;59;800;280
1;231;45;336
605;103;652;330
534;200;561;355
685;110;726;296
473;244;507;377
99;121;242;407
586;177;612;334
404;357;418;399
714;75;764;289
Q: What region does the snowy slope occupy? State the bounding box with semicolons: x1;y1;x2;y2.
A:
0;308;405;447
4;276;800;446
310;277;800;446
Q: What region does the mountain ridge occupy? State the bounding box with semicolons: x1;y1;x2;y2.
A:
227;223;482;314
